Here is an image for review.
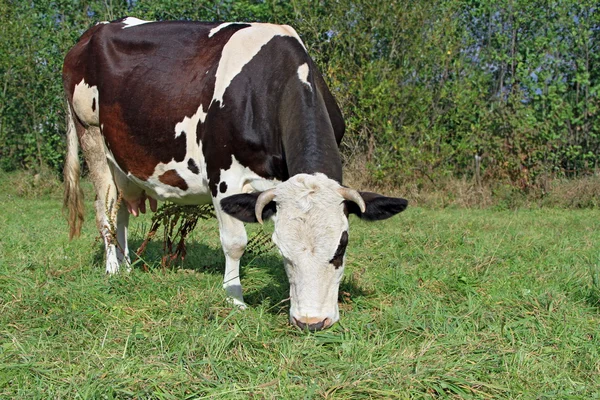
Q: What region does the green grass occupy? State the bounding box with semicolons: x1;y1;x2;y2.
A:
0;171;599;399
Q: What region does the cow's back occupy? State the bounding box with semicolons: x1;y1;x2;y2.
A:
63;18;344;203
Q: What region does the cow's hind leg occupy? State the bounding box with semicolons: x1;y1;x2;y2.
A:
214;198;248;308
111;165;144;269
116;205;130;268
79;126;125;274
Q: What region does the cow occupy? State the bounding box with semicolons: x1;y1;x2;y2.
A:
63;17;408;331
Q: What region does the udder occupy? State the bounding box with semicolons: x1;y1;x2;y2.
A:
112;170;159;217
124;191;158;216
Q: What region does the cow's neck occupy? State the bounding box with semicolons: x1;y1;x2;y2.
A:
280;80;343;183
283;131;342;183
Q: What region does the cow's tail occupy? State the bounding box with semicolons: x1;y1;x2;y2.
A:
63;103;85;239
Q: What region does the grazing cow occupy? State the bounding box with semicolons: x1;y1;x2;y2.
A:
63;17;408;331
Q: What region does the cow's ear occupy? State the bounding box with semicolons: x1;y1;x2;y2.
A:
345;192;408;221
220;193;277;223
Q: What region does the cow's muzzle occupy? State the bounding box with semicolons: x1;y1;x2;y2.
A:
292;317;332;331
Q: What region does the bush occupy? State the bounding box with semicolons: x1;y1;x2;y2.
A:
0;0;598;194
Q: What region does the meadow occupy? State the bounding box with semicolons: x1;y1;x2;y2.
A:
0;171;599;399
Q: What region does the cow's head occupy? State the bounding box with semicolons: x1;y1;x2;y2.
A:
220;173;407;331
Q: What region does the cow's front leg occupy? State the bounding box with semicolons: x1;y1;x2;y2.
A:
214;198;248;309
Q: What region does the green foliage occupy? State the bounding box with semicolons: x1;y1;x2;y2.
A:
458;0;600;185
0;0;598;190
0;0;90;171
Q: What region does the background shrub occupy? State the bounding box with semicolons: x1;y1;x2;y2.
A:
1;0;598;190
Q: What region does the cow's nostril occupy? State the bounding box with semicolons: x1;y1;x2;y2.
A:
293;317;331;331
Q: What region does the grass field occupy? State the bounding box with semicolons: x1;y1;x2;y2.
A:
0;171;599;399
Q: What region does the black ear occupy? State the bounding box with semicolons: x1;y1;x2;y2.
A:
220;193;277;223
346;192;408;221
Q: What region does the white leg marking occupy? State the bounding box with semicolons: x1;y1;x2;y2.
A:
213;155;279;308
105;241;120;274
98;199;120;275
79;126;122;275
214;198;248;309
105;250;120;274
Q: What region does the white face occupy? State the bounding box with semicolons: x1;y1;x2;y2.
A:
270;174;350;330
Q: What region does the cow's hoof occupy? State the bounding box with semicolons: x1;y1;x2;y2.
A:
105;261;120;275
227;297;247;310
118;255;132;273
122;259;132;273
224;284;246;309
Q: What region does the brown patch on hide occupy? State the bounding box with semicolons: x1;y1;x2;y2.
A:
159;170;189;190
99;103;158;180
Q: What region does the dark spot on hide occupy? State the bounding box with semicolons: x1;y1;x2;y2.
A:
329;231;348;269
92;97;96;112
219;181;228;193
187;158;199;174
158;169;188;190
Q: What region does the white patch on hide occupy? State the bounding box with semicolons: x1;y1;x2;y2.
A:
212;23;305;108
136;105;273;204
297;63;312;91
140;159;208;204
209;22;238;37
121;17;152;29
72;79;99;126
175;104;207;138
141;104;210;203
218;155;277;197
175;103;207;174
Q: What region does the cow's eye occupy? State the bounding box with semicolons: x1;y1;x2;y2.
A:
329;231;348;269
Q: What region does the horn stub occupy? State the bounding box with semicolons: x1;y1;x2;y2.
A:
255;188;276;224
338;187;366;213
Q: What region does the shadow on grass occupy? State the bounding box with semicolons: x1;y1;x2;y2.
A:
575;267;600;310
570;287;600;311
92;239;289;312
92;237;373;315
564;268;600;311
588;268;600;309
339;273;373;303
585;287;600;310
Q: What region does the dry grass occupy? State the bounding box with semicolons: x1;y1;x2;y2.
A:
343;159;496;209
2;166;64;199
343;158;600;210
3;163;599;211
0;167;95;201
541;176;600;208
